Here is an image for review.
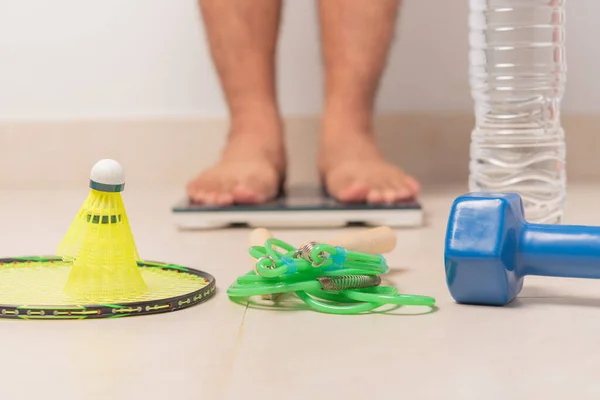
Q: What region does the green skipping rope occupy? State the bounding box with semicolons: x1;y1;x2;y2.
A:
226;238;436;315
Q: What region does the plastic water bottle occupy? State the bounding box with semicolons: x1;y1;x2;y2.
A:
468;0;567;224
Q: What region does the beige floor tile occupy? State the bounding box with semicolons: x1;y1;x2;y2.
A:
1;184;600;399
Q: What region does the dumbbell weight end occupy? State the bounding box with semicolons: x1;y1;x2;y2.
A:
445;192;600;306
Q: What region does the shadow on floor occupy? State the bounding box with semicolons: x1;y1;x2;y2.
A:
230;290;438;316
506;286;600;308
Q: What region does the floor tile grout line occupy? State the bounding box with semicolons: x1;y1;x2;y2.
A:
218;302;249;399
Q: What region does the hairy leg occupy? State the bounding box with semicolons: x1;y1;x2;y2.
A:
188;0;286;205
317;0;420;203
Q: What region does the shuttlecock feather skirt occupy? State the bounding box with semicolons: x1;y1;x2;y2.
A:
57;189;148;300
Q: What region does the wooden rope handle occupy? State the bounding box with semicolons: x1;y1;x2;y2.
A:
324;226;397;254
248;226;396;255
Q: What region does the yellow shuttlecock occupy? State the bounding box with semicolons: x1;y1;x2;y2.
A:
57;159;148;300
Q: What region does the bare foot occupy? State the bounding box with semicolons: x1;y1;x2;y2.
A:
319;129;420;204
187;121;286;206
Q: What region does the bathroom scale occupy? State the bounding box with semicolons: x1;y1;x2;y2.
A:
172;185;423;229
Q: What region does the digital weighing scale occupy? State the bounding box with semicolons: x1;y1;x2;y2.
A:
172;185;423;229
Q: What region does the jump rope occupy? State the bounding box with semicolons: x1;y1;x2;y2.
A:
226;227;436;315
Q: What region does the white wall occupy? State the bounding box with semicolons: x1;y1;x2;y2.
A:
0;0;596;120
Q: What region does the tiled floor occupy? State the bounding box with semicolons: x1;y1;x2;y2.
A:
1;183;600;399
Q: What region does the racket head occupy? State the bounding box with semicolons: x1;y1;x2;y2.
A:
0;256;216;320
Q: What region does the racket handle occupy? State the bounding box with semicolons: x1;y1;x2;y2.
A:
325;226;397;255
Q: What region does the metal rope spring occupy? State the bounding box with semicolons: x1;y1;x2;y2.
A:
294;241;328;267
317;275;381;291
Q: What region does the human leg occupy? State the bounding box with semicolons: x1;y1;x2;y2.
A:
188;0;286;205
317;0;420;203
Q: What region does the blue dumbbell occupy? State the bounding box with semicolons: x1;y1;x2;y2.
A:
444;192;600;306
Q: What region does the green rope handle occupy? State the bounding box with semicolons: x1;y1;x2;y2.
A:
226;238;436;315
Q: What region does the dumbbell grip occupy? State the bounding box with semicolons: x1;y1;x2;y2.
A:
520;223;600;279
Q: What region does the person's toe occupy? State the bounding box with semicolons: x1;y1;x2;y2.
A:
186;179;200;201
233;173;280;204
382;188;398;203
191;190;206;203
405;176;420;196
231;185;266;204
336;181;370;203
367;189;385;204
187;188;210;205
188;181;218;204
396;186;411;200
206;191;223;205
216;192;234;206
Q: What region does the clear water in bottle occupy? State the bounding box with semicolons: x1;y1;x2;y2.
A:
468;0;567;224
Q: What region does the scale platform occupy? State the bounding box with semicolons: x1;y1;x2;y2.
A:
172;185;423;229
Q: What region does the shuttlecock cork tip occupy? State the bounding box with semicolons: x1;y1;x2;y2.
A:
89;159;126;192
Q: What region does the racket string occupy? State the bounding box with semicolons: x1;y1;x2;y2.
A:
0;261;209;305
